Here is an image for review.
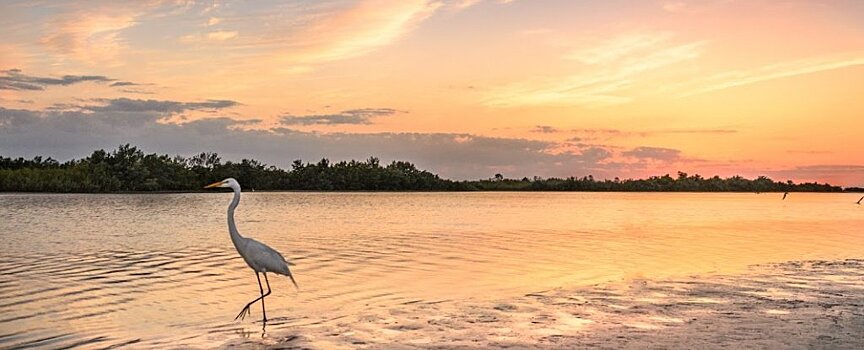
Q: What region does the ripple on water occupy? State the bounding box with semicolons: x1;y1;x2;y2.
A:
1;192;863;348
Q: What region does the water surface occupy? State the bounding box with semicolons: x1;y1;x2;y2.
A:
1;192;862;348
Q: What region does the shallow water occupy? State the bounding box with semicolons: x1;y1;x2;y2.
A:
0;192;862;349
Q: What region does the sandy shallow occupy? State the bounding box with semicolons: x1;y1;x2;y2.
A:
219;259;864;349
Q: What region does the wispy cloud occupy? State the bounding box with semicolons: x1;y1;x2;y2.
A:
206;30;238;41
281;108;402;125
48;98;239;115
622;146;682;161
531;125;560;133
0;69;113;90
571;128;737;138
565;32;674;65
109;81;140;87
273;0;517;67
19;1;215;66
40;12;138;65
662;1;687;13
281;0;442;64
678;54;864;97
448;0;483;10
485;32;705;107
180;30;240;43
118;89;155;95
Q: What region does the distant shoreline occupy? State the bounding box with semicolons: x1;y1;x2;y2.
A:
2;145;860;193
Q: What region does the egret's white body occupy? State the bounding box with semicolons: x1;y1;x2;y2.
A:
239;239;295;276
205;178;297;322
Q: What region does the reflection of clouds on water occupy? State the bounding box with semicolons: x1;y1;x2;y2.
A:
300;259;864;349
1;193;863;348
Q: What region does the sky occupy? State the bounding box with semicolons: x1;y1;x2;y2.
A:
1;0;863;185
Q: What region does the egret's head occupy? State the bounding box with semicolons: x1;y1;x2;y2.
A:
204;178;239;189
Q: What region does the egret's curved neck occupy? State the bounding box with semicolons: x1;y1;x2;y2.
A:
227;184;244;244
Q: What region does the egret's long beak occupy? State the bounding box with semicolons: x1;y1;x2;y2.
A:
204;181;224;189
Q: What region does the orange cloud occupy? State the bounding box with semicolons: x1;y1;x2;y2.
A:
40;12;138;66
484;32;705;107
206;30;238;41
280;0;442;64
677;53;864;97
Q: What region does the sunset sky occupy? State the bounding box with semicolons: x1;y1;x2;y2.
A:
1;0;863;185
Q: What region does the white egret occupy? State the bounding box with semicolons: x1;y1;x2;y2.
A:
782;191;789;200
205;178;298;322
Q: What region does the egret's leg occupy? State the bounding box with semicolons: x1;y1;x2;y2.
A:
258;273;266;322
235;272;267;321
261;273;272;321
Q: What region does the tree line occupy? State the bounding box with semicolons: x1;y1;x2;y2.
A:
472;173;844;192
0;144;850;193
